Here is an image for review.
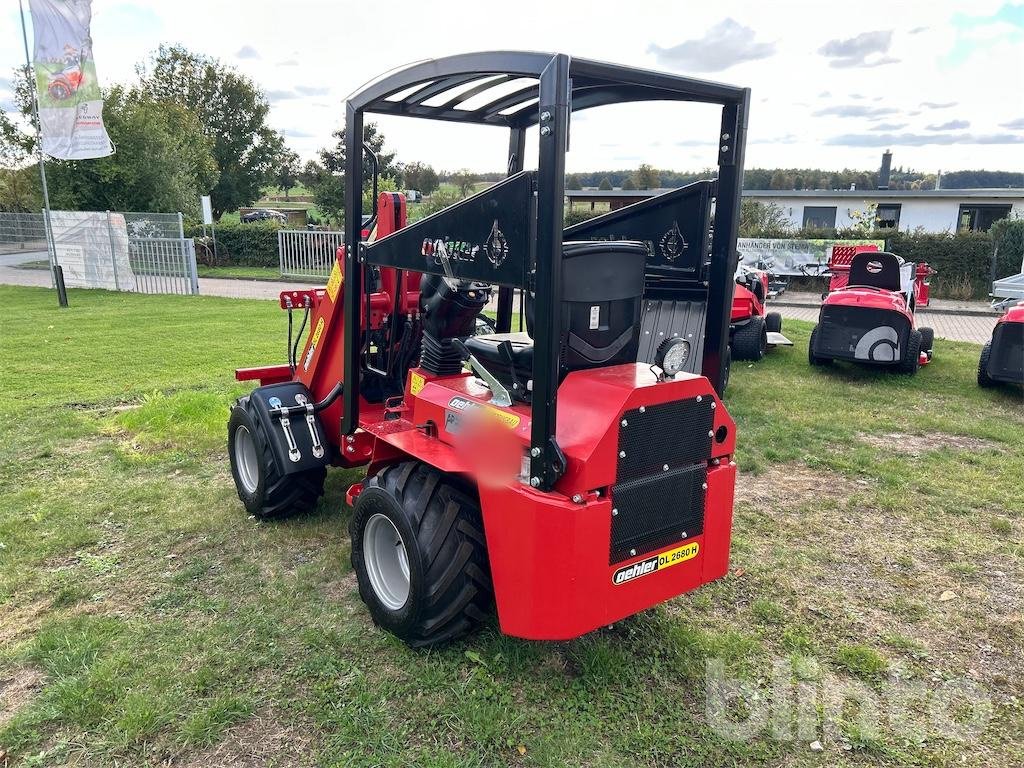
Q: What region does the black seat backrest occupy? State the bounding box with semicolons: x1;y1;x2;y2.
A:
848;251;903;292
560;240;648;372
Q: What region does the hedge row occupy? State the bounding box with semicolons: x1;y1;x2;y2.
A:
186;213;1023;300
185;220;282;267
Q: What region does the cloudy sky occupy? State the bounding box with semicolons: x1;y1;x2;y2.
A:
2;0;1022;174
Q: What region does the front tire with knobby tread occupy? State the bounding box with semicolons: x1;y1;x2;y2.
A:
898;329;922;375
808;326;831;366
350;462;493;648
732;316;767;361
228;399;326;520
977;341;996;387
918;326;934;355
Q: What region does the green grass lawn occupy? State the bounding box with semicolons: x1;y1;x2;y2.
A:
1;285;1022;767
196;265;318;282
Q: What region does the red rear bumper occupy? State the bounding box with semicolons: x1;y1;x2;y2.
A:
479;460;735;639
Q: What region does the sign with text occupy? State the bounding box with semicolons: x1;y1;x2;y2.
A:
29;0;113;160
738;238;885;276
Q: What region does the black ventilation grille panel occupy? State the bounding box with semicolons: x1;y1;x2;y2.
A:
818;305;911;360
617;397;714;483
610;464;706;564
991;323;1023;382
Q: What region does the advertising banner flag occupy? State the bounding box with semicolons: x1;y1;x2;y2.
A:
28;0;113;160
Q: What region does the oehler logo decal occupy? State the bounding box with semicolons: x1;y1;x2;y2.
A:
612;542;699;585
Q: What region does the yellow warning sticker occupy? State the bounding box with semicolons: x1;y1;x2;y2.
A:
485;407;521;429
302;316;326;371
326;262;343;302
310;316;325;348
409;372;425;396
612;542;699;585
447;397;521;429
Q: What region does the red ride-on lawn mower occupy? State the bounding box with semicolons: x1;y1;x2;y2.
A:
809;246;936;375
978;301;1024;388
730;259;792;362
47;65;84;101
227;52;749;647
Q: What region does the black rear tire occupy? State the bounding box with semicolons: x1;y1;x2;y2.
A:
898;329;922;375
919;326;934;355
977;341;996;388
765;312;783;334
350;462;493;648
732;316;767;361
808;326;831;366
228;399;326;520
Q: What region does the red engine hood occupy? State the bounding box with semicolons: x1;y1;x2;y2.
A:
822;287;912;320
999;302;1024;325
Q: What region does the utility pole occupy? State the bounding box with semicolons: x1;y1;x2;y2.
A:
18;0;68;307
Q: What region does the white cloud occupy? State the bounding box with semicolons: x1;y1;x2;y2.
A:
819;30;899;67
648;19;775;72
235;45;260;60
3;0;1020;173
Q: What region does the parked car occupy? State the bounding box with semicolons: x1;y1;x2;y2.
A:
242;209;288;223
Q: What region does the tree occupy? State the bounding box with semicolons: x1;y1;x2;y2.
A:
621;177;637;191
0;166;41;212
274;148;300;199
319;122;398;179
0;68;217;215
298;159;324;190
598;177;612;191
451;169;476;197
135;45;284;218
310;122;399;225
565;173;582;190
632;164;660;190
402;161;439;195
739;199;791;238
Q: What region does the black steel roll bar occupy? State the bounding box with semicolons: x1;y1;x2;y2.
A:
342;51;749;492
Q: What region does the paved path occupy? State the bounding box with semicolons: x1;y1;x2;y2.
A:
0;260;324;300
773;304;996;345
0;265;995;344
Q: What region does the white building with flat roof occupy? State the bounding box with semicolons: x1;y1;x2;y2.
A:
743;188;1024;233
565;187;1024;233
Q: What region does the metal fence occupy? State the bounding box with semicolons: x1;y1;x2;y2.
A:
128;237;199;295
279;229;344;279
123;211;185;240
0;212;47;255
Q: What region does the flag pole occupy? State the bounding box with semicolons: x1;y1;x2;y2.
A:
18;0;67;307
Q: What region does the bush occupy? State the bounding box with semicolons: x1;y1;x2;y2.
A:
564;207;602;226
185;220;282;267
409;189;463;222
887;230;999;299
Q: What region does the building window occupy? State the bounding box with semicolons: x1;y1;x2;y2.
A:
876;203;901;230
958;204;1011;232
802;206;837;229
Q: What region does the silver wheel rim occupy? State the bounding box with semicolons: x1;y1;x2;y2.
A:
234;425;260;494
363;513;411;610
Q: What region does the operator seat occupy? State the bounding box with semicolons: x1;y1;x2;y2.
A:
848;251;907;293
465;240;649;396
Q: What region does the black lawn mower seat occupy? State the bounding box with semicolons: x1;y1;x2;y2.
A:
848;251;905;292
466;240;648;392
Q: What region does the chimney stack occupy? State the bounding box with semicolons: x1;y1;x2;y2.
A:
878;150;892;190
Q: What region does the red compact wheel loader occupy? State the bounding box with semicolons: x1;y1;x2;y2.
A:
808;245;936;375
228;52;749;647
